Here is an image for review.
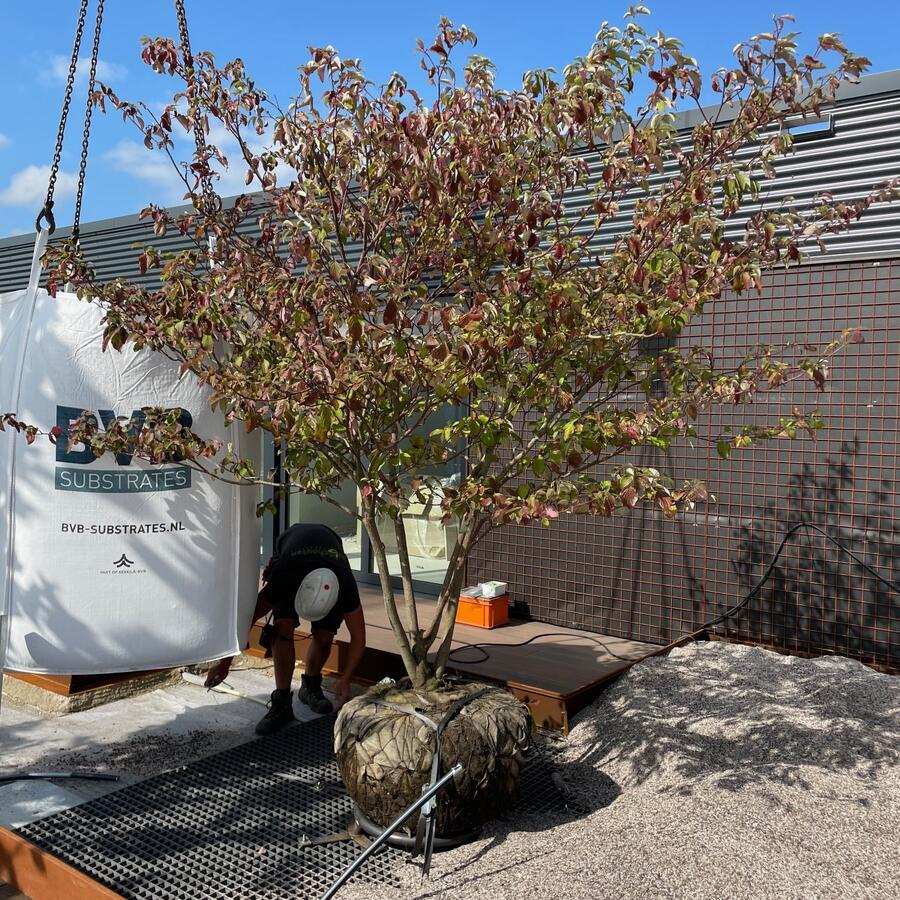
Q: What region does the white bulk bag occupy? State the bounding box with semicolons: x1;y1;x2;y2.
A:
0;232;259;674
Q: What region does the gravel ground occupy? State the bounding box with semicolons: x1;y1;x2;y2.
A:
339;642;900;900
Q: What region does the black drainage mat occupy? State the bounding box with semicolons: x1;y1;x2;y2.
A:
15;716;397;900
15;716;568;900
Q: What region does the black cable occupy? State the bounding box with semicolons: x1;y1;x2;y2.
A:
0;772;119;785
448;630;635;665
448;521;900;666
699;521;899;630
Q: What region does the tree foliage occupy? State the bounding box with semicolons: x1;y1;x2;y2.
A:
34;8;899;686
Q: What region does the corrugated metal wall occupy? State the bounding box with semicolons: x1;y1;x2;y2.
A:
574;74;900;260
0;206;264;293
1;212;175;293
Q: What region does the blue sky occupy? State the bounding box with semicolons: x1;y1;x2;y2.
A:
1;1;897;238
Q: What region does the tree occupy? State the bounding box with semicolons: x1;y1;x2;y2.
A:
40;8;897;688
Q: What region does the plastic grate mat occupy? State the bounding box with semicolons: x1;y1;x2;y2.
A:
14;715;568;900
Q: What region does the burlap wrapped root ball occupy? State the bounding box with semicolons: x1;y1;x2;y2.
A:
334;680;531;836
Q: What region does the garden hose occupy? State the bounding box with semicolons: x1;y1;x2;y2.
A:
0;772;119;785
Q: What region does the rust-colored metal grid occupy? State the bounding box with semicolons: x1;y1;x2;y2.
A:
468;258;900;673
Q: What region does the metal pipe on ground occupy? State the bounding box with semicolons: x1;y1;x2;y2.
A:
320;763;464;900
180;671;269;706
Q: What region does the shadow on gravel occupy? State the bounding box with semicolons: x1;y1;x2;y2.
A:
402;850;558;900
566;644;900;799
405;746;622;898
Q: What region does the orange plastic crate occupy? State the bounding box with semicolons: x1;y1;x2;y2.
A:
456;593;509;629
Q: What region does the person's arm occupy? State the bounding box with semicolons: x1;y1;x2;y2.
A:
206;580;273;687
336;605;366;708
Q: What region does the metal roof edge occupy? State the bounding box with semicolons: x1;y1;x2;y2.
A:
670;68;900;132
2;70;898;249
0;195;251;249
834;68;900;101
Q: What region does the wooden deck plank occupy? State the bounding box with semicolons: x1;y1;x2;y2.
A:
3;674;73;696
346;587;653;698
249;585;657;730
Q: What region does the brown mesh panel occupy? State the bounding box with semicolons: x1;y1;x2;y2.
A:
468;258;900;673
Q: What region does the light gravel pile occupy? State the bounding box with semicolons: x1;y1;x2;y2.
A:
338;642;900;900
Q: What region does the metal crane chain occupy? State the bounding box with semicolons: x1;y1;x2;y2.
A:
174;0;216;213
36;0;213;239
36;0;90;234
71;0;105;244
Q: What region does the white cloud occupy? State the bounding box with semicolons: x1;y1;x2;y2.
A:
106;107;298;205
104;140;188;203
0;133;11;148
105;137;277;204
204;123;297;194
0;165;77;206
48;55;127;85
139;107;300;197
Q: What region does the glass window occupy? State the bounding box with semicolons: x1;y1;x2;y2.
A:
290;482;364;573
374;403;464;586
283;402;465;590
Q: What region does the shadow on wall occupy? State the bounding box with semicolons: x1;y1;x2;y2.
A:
729;438;900;671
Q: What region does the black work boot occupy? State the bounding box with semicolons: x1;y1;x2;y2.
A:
255;688;295;735
297;674;334;714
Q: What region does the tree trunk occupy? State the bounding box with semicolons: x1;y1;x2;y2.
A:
361;504;482;688
432;551;468;678
362;507;422;684
392;514;426;661
432;514;480;677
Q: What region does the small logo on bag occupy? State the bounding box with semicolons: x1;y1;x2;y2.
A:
99;553;146;575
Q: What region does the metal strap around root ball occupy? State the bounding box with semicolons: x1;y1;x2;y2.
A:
372;687;491;874
370;700;440;868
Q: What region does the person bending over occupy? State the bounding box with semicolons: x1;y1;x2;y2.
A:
207;523;366;735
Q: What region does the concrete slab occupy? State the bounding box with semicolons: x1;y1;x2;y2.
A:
1;669;183;717
0;781;87;829
0;661;338;809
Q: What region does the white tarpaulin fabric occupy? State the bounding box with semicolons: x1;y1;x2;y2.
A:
1;231;259;674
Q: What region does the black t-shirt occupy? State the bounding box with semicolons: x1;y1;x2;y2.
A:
265;524;361;625
270;523;346;576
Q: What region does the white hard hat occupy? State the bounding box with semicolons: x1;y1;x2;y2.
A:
295;567;339;621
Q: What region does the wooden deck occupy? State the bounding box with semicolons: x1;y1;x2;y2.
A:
250;586;656;732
